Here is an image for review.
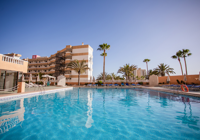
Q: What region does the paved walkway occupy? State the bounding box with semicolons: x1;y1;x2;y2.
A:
142;86;200;97
0;86;72;98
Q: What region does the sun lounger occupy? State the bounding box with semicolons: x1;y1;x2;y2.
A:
114;84;119;86
192;85;200;91
101;84;106;86
121;83;125;86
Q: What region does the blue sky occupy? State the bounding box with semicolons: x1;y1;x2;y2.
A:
0;0;200;78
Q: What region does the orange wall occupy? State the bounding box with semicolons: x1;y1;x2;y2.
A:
158;75;200;85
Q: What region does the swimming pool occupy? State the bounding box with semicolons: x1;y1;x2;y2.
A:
0;88;200;139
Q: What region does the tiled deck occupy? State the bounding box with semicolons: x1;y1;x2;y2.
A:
0;86;72;98
142;86;200;97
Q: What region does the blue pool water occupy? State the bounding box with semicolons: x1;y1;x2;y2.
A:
0;88;200;140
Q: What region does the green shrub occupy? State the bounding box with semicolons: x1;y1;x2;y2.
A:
138;82;143;85
37;81;43;85
96;81;103;86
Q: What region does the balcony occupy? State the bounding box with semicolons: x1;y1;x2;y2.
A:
0;54;28;73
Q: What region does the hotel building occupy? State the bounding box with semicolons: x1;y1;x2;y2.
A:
134;68;146;78
0;53;28;91
26;43;93;84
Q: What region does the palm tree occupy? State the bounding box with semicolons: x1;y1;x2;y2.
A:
97;43;110;83
68;59;90;86
143;59;150;76
154;63;175;76
97;72;111;80
148;69;159;76
181;49;192;75
171;50;183;75
117;64;137;82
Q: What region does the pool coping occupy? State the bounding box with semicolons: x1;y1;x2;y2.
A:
76;86;200;97
140;87;200;98
0;87;73;103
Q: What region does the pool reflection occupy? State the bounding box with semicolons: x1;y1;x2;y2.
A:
0;99;25;134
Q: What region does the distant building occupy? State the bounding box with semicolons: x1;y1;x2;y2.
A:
26;43;93;84
134;68;146;78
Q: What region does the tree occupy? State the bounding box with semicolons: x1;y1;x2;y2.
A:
171;50;183;75
97;43;110;83
148;69;159;76
143;59;150;76
110;73;124;80
117;64;137;82
154;63;175;76
181;49;192;75
97;72;111;80
38;72;44;80
68;60;90;86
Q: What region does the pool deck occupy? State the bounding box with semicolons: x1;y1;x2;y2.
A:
141;86;200;97
0;86;73;98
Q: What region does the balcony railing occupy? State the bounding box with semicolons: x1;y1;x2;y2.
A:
1;54;26;65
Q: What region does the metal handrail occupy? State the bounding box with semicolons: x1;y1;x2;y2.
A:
3;84;19;92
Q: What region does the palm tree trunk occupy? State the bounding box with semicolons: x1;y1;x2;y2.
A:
78;72;80;86
146;62;148;75
178;58;183;75
103;50;105;84
183;57;188;75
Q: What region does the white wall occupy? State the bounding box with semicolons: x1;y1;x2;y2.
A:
72;55;88;60
72;48;89;53
68;78;92;82
69;45;93;82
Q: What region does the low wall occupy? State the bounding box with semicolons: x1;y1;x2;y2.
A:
158;75;200;85
66;82;149;86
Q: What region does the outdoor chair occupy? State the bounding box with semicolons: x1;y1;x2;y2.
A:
192;85;200;91
101;84;106;86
